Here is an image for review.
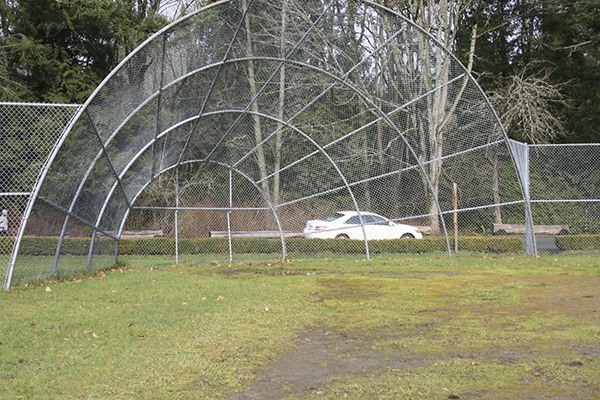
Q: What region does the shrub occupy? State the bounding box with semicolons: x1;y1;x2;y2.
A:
117;238;175;255
458;236;523;253
0;235;540;257
555;235;600;251
0;237;116;256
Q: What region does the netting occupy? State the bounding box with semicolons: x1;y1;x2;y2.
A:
3;0;599;288
0;102;81;285
529;144;600;235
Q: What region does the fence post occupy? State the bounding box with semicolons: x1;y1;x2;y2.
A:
509;140;537;256
175;167;180;265
453;182;458;253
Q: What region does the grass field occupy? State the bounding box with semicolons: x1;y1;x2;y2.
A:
1;253;599;399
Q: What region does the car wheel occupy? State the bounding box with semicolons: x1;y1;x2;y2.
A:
335;234;350;239
401;233;415;239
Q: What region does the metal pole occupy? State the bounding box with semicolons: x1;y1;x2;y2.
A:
453;182;459;253
227;169;233;262
175;167;180;265
523;143;537;256
508;140;537;256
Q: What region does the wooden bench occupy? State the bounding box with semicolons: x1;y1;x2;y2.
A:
98;230;164;239
209;230;300;238
492;224;569;235
120;230;164;238
414;225;432;235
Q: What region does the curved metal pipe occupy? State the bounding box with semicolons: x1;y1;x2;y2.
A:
117;159;288;261
89;108;365;263
11;0;532;287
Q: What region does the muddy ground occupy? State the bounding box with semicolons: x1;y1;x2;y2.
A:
230;274;600;399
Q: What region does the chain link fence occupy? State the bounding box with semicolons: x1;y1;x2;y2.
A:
0;102;81;286
528;144;600;253
2;0;599;288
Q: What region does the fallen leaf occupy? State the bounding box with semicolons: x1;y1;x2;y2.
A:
216;295;224;301
45;287;52;292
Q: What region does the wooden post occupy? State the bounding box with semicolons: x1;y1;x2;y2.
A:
453;182;458;253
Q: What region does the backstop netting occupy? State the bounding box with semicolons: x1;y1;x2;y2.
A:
0;102;81;285
4;0;541;286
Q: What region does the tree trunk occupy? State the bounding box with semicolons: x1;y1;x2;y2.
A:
492;155;503;224
242;0;270;196
273;0;289;205
407;0;471;235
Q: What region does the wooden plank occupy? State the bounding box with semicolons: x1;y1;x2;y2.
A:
493;224;569;235
98;230;164;238
209;231;300;238
414;225;432;235
120;230;164;238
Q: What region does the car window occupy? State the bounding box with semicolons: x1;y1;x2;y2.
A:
362;215;376;224
321;213;344;222
345;215;362;224
370;215;388;225
345;215;383;225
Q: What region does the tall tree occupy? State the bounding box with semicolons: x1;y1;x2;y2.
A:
381;0;472;233
458;0;600;143
538;0;600;143
0;0;168;102
240;0;270;195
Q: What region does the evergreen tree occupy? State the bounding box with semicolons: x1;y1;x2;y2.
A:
539;0;600;143
0;0;168;102
458;0;600;143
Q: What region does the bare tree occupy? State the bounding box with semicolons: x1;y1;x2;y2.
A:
163;0;216;18
272;0;289;205
487;66;567;225
241;0;270;195
381;0;473;234
490;66;566;144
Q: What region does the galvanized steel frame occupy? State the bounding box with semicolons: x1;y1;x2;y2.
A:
3;0;544;289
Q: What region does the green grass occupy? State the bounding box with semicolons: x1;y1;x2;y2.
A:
1;254;600;399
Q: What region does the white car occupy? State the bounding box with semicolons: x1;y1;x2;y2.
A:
303;211;423;240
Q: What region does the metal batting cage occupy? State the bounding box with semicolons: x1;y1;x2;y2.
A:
4;0;546;287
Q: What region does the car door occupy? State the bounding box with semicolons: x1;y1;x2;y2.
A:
363;215;392;239
343;215;365;239
345;214;389;240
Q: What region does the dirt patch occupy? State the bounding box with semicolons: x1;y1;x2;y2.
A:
519;274;600;321
230;326;428;399
229;273;600;399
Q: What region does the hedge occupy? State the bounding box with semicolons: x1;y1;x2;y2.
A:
555;235;600;251
0;235;526;256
